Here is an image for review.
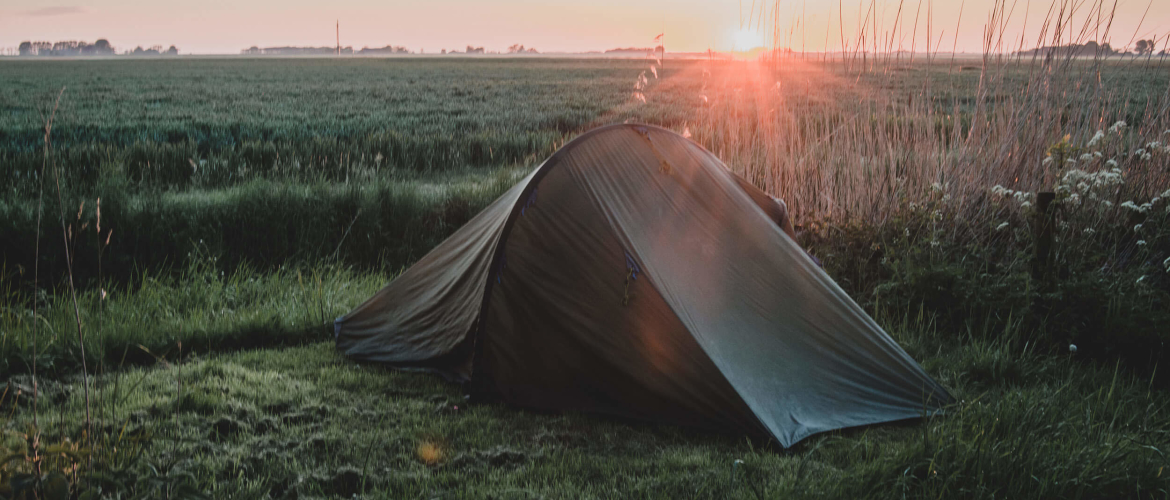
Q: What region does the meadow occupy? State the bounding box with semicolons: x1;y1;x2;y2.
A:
1;54;1169;498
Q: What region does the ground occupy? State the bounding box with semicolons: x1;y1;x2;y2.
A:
1;56;1168;498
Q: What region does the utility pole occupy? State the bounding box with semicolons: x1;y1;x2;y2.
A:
336;20;340;56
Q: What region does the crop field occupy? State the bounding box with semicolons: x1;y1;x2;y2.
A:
1;55;1170;498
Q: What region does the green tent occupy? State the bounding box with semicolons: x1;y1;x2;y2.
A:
335;124;950;447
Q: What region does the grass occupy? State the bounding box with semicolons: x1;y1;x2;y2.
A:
1;167;526;289
0;58;647;194
3;313;1166;498
0;260;386;377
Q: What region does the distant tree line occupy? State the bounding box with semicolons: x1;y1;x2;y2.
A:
19;39;113;56
506;44;539;54
359;45;410;54
241;46;412;55
18;39;178;56
605;46;663;53
129;45;179;56
242;46;354;55
1016;40;1164;58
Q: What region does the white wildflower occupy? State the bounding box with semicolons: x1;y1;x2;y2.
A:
932;209;943;221
1135;148;1147;156
1079;153;1094;162
1108;120;1127;133
1137;275;1146;284
1106;159;1119;168
943;194;952;202
1163;188;1170;199
1148;141;1163;150
1153;197;1162;205
1134;224;1143;232
1066;193;1081;205
1121;201;1149;213
1094;151;1103;158
930;239;940;247
1141;202;1153;211
1163;256;1170;272
931;182;943;192
1021;201;1033;209
1077;182;1090;193
1102;200;1114;208
995;222;1009;231
1141;153;1152;161
1136;240;1147;246
1069;344;1078;353
1086;130;1105;148
1083;228;1096;235
1042;156;1055;166
1065;158;1077;165
1063;169;1089;185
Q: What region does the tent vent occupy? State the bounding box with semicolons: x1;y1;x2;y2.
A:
624;251;641;280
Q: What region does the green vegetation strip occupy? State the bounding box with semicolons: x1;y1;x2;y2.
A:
1;168;525;291
0;58;644;194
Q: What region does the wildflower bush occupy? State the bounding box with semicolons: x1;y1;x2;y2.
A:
805;125;1170;378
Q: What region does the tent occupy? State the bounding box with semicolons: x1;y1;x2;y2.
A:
335;124;951;447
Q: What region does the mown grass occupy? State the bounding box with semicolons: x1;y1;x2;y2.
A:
3;310;1166;499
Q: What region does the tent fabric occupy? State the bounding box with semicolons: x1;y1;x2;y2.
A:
335;123;951;447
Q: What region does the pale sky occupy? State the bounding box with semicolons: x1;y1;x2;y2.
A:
0;0;1164;55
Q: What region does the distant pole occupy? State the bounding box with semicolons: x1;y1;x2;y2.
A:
336;20;340;56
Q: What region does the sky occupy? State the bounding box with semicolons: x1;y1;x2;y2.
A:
0;0;1165;55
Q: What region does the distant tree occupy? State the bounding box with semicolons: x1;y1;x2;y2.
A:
94;39;113;54
166;45;178;55
507;44;525;53
18;41;32;56
441;48;446;54
1135;39;1156;55
466;45;484;54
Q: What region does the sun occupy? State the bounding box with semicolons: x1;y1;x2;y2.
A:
732;28;765;52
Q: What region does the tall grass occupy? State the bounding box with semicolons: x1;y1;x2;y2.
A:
1;168;525;293
648;0;1170;377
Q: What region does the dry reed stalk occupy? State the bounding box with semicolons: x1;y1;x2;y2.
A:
42;86;94;441
692;0;1167;245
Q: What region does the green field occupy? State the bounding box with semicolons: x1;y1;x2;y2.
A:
1;56;1169;498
